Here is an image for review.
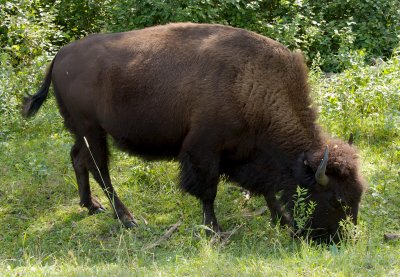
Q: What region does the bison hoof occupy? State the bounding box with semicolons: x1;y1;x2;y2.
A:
123;219;139;229
88;205;106;215
93;207;106;214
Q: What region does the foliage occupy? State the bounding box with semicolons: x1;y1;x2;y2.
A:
312;49;400;142
41;0;111;41
264;0;400;71
0;0;62;66
292;186;316;235
103;0;400;71
104;0;263;31
1;0;399;71
0;52;51;142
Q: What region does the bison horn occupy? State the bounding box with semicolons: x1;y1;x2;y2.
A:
315;146;329;186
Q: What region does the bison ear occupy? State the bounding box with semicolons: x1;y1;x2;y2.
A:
348;133;354;145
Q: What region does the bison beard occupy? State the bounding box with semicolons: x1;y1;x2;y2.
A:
23;22;366;243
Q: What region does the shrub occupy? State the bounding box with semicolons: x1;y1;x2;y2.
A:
103;0;400;72
42;0;111;41
312;49;400;142
2;1;399;71
104;0;262;31
0;0;62;66
0;52;51;138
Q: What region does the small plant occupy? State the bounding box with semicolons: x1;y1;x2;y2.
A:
338;216;363;244
292;186;317;236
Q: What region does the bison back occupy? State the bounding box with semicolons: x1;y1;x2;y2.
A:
51;23;315;160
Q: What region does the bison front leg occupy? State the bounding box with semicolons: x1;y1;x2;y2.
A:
264;192;291;226
201;193;222;234
179;137;222;235
71;141;106;214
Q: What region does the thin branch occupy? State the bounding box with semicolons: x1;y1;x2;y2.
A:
210;224;243;246
225;206;268;221
242;206;268;217
143;221;181;250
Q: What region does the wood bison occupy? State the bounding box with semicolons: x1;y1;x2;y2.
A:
23;23;366;243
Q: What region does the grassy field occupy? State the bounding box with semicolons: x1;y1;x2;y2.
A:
0;52;399;276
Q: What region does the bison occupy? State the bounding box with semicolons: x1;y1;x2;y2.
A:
23;22;366;243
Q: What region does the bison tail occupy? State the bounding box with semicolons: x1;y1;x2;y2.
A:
22;57;56;118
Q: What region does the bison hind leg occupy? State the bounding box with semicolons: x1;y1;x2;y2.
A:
71;130;137;228
70;139;106;214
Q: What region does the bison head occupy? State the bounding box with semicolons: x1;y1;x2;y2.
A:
293;138;366;243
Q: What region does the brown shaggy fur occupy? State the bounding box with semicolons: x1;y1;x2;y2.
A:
23;23;366;242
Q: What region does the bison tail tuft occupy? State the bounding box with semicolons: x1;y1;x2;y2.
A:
22;58;56;118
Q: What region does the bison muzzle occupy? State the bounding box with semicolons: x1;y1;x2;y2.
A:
23;23;366;243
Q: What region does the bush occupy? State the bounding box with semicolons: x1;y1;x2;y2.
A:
312;49;400;141
104;0;260;31
1;1;399;71
42;0;111;41
104;0;400;72
0;1;60;136
0;1;62;66
0;52;50;138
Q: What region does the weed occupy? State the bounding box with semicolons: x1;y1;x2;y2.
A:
292;186;316;237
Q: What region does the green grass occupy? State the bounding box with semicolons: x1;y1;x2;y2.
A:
0;54;399;276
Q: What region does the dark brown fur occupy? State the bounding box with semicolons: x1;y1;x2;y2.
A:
23;23;366;242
